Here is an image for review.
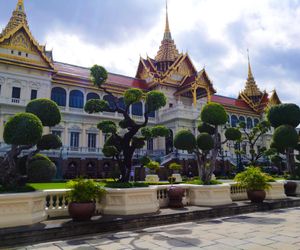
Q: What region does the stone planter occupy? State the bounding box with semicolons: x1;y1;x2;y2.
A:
265;181;287;200
295;181;300;196
100;187;159;215
186;184;232;206
288;180;300;196
172;174;182;183
0;191;47;228
145;174;159;183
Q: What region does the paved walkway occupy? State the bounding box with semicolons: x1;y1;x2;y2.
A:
15;207;300;250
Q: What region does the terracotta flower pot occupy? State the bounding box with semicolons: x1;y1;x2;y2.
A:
284;181;297;196
247;190;266;203
168;186;185;208
68;202;96;221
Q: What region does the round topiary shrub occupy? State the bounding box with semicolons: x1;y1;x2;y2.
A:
225;127;242;141
97;120;117;134
273;125;298;149
197;133;214;151
267;103;300;128
201;102;227;126
198;122;215;135
27;154;56;183
84;99;109;114
174;129;196;151
37;134;62;150
90;64;108;88
124;88;143;105
145;91;167;112
26;98;61;127
3;113;43;145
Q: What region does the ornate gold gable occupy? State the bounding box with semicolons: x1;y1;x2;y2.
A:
268;90;281;106
0;0;54;70
174;69;216;107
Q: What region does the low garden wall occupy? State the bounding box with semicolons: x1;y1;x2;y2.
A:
0;180;290;228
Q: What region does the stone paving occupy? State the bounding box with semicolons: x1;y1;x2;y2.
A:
13;207;300;250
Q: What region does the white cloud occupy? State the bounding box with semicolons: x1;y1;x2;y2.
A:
44;0;300;105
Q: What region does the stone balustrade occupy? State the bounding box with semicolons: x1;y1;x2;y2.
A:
0;181;289;228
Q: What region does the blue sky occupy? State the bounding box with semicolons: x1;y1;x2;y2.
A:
1;0;300;106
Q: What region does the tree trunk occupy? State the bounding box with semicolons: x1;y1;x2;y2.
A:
2;145;20;189
120;150;134;182
210;126;219;180
286;148;295;176
195;152;203;181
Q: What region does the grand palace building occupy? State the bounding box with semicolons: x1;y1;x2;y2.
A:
0;0;281;179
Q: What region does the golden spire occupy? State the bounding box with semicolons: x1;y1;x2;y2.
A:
155;0;179;63
247;49;254;79
242;49;262;98
164;0;171;40
1;0;28;37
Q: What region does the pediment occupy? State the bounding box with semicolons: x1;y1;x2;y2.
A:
0;24;53;69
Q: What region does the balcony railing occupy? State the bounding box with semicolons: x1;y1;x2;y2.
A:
0;97;27;106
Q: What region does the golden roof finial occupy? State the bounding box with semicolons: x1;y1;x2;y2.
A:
241;49;262;99
247;49;254;79
155;0;179;62
163;0;172;40
16;0;25;12
1;0;28;37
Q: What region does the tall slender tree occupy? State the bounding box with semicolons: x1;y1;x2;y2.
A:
85;65;169;182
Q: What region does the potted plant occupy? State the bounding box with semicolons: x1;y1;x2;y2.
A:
169;162;183;182
167;162;184;208
235;166;271;203
145;161;160;183
67;178;106;221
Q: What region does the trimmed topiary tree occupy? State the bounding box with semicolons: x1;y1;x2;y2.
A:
0;99;62;190
267;103;300;176
200;102;241;181
237;120;270;165
174;130;213;184
84;65;169;182
27;154;56;182
174;103;241;183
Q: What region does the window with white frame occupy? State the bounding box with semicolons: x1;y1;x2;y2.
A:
88;133;97;149
70;132;80;149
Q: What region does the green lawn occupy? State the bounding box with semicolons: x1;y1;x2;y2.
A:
28;182;68;190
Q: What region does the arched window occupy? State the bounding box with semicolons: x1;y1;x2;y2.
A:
69;90;84;108
231;115;239;127
239;116;245;123
132;102;143;116
86;92;100;101
51;87;66;106
118;97;126;113
247;117;253;129
103;95;116;112
254;118;260;126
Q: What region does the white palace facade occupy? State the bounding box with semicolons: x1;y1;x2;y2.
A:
0;1;281;178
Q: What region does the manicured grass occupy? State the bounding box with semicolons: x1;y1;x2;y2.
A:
185;179;222;185
28;182;68;190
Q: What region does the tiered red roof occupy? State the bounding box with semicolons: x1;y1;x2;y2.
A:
53;62;147;90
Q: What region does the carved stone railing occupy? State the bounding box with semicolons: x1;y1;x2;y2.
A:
230;184;248;201
156;184;190;208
